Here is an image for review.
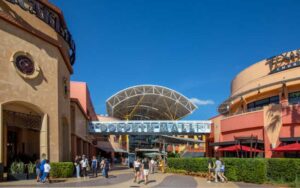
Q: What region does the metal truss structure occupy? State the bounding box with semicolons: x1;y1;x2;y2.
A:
106;85;197;120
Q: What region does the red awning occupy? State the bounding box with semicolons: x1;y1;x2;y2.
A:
272;143;300;152
217;145;263;152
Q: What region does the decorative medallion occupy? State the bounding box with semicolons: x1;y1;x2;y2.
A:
11;52;40;79
15;55;35;75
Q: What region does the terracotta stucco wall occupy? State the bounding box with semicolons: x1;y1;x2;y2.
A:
73;103;88;139
221;110;264;133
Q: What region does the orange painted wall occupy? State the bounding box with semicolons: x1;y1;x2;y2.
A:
222;129;264;142
70;81;98;120
221;111;264;133
280;124;300;138
282;105;300;124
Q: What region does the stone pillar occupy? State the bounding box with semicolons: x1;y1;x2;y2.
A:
40;114;48;159
0;104;2;164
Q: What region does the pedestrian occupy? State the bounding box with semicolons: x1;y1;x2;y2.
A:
91;156;98;177
35;159;41;182
39;153;47;181
80;155;89;179
104;158;110;178
207;157;215;183
74;155;81;178
220;159;228;183
150;158;155;174
133;158;141;183
41;160;51;183
142;158;150;185
214;156;224;183
100;158;105;176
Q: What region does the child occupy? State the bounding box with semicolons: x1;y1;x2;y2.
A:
220;160;228;183
207;158;215;182
42;160;51;183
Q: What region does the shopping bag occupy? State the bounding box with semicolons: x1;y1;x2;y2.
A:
140;171;144;179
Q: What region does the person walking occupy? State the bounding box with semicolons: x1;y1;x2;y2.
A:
214;157;224;183
207;158;215;183
150;158;155;174
104;158;110;178
100;158;105;176
91;156;98;177
133;158;141;183
220;159;228;183
39;153;47;181
80;155;89;179
35;159;41;182
41;160;51;183
142;158;150;185
74;155;81;178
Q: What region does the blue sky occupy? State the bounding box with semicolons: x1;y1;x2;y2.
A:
51;0;300;120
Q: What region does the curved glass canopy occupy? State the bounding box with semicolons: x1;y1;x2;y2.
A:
106;85;197;120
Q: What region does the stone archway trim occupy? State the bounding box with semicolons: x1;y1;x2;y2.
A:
0;104;3;163
40;114;48;160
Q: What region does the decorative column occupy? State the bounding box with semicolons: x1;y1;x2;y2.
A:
40;114;48;159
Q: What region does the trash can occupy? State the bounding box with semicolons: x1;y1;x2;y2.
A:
0;163;3;182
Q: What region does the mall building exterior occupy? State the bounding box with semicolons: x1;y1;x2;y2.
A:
209;49;300;158
0;0;208;172
0;0;100;170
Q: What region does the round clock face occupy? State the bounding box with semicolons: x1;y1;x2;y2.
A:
15;55;35;75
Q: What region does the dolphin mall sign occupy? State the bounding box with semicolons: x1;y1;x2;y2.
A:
89;120;211;135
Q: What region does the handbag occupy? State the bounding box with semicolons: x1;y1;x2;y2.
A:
140;171;144;179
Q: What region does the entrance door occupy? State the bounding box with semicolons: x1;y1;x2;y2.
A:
7;131;17;166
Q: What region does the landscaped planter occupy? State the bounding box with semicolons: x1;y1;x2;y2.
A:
8;173;27;181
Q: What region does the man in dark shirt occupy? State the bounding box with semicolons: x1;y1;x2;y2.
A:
142;158;150;185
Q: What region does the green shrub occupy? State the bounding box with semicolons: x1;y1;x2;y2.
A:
10;161;25;174
168;158;208;172
166;167;187;174
50;162;74;178
168;158;267;184
267;158;300;183
27;162;36;174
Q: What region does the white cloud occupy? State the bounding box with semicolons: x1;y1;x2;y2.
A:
189;98;215;106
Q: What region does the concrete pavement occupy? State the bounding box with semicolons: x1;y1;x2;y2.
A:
0;168;282;188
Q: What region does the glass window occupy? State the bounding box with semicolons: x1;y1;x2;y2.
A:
289;91;300;104
247;95;279;111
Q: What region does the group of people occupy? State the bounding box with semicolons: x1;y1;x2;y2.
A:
74;155;111;179
133;158;156;185
35;154;51;183
207;156;228;183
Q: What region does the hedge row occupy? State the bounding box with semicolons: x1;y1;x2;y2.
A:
50;162;74;178
267;158;300;182
168;158;300;184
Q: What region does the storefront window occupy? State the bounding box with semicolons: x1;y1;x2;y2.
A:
247;95;279;111
288;91;300;104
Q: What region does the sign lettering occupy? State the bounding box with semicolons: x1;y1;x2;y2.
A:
89;120;211;135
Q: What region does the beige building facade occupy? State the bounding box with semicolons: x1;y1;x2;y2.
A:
0;0;76;168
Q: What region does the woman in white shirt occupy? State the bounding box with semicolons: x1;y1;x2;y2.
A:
133;158;141;183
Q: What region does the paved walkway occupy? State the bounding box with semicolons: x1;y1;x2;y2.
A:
0;168;281;188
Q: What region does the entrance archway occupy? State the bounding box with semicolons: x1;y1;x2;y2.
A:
0;101;47;169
